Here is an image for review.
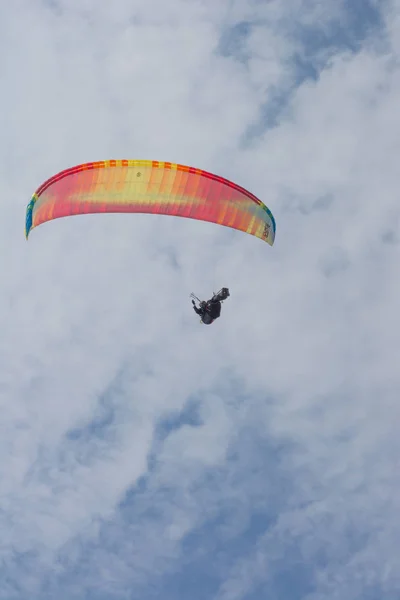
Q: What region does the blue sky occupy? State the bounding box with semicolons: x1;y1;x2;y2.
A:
1;0;400;598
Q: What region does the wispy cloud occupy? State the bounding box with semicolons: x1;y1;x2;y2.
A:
1;0;400;598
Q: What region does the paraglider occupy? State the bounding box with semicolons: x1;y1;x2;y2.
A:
25;159;276;245
25;160;276;326
191;288;230;325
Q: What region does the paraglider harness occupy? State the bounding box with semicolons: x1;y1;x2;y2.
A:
190;288;230;325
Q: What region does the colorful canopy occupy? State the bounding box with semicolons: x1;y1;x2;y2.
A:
25;160;276;244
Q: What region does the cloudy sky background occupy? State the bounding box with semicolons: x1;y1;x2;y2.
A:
1;0;400;598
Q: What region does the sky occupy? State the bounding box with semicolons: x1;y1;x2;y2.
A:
1;0;400;598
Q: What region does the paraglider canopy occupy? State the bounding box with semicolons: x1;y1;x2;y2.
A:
25;159;276;245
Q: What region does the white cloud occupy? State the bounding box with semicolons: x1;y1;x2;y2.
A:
1;0;400;598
